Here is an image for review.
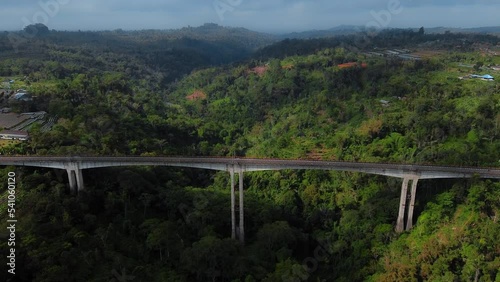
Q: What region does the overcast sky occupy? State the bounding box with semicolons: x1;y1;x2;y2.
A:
1;0;498;33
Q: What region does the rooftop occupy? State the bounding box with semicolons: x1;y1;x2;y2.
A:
186;90;207;101
0;130;29;136
338;62;367;69
471;74;494;79
0;113;30;129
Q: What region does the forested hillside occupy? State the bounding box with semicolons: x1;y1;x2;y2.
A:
0;27;499;281
171;46;500;166
0;23;276;85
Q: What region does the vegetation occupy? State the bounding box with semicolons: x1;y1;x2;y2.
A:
0;27;499;281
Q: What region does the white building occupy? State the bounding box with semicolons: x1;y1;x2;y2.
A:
0;130;29;141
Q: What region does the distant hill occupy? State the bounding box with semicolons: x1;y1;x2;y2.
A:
164;23;277;50
1;23;498;85
0;23;279;84
278;25;500;39
425;26;500;35
279;25;365;39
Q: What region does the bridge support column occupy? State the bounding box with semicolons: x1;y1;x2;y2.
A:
396;176;419;233
230;169;236;240
406;177;419;231
229;166;244;243
76;168;84;192
239;171;244;244
67;169;77;194
396;178;409;233
65;162;84;193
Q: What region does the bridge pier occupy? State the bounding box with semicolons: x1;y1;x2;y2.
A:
65;162;84;193
229;166;245;243
230;169;236;240
67;169;77;193
406;177;419;230
396;176;419;232
239;170;244;244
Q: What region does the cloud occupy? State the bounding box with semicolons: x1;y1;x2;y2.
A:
0;0;499;32
389;4;499;28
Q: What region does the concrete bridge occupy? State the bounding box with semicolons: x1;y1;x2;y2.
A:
1;156;499;242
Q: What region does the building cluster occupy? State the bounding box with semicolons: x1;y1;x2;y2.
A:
365;49;421;60
0;111;49;141
1;79;54;142
0;88;33;102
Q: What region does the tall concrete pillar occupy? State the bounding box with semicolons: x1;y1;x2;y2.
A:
239;171;244;244
406;177;419;231
64;162;85;193
230;169;236;240
76;168;85;192
67;169;77;193
396;178;409;233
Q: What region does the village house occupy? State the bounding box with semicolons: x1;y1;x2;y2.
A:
338;62;368;69
13;92;32;101
0;130;29;141
470;74;494;81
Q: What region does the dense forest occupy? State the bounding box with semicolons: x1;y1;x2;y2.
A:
0;24;499;281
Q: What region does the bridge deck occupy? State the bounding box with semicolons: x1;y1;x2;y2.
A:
0;156;499;179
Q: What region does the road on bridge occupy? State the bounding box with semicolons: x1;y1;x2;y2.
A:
1;156;499;179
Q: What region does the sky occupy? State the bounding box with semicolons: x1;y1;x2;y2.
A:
0;0;498;33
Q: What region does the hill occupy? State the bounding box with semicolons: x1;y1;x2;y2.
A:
0;23;277;85
279;25;364;39
255;28;500;60
426;26;500;35
0;26;499;281
279;25;500;39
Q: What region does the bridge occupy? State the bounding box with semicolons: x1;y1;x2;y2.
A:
1;156;499;242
